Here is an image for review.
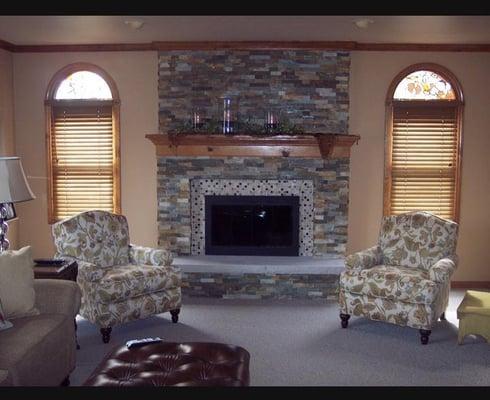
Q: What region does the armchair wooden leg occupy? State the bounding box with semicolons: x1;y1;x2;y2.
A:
100;327;112;343
75;319;80;349
170;308;180;323
440;312;446;321
419;329;431;345
340;313;350;328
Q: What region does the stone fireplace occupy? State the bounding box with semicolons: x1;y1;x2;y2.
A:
148;48;358;299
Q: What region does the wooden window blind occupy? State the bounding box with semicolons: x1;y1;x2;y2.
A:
389;103;459;221
50;104;117;221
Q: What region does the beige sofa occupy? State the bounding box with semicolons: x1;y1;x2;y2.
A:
0;279;81;386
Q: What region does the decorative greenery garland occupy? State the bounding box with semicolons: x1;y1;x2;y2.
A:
170;117;305;135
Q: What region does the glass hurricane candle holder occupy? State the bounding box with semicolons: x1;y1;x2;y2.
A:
192;108;205;129
221;95;239;134
265;110;279;132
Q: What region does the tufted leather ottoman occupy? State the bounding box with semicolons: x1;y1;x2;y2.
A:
83;342;250;386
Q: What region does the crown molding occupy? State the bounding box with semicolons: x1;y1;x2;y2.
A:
355;42;490;52
1;40;490;53
151;41;358;51
11;42;154;53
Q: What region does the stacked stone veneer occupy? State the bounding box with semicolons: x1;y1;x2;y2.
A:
181;272;339;301
158;50;350;133
157;157;350;257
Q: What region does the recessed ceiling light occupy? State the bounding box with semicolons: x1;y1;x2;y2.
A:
124;20;145;30
354;18;374;29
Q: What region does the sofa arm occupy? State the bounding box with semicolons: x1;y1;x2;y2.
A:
129;244;173;267
429;254;458;283
34;279;81;318
345;245;383;271
0;370;11;386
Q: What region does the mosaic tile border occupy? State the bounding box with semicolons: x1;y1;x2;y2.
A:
190;179;314;256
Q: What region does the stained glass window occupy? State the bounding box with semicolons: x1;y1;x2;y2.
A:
47;64;120;223
385;65;463;223
55;71;112;100
393;70;455;100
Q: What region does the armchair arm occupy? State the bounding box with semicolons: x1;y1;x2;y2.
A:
34;279;81;318
129;244;173;267
428;254;458;283
345;245;383;272
61;256;104;282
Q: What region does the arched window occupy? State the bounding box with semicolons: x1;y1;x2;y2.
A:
384;64;463;222
45;63;121;223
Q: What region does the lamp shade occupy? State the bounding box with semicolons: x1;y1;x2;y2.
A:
0;157;35;203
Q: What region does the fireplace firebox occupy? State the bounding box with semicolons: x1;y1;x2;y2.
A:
205;195;300;256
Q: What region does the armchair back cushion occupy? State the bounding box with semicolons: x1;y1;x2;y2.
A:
379;211;458;271
52;210;130;268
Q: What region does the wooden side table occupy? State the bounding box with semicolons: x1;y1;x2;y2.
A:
34;260;80;349
33;260;78;281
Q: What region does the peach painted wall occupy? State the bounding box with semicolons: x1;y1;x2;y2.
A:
0;49;18;248
12;52;158;257
348;52;490;282
10;50;490;282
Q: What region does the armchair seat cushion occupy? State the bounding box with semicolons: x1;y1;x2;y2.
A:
341;265;440;305
95;264;182;304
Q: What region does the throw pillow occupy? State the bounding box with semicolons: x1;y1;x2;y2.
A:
0;246;39;319
0;297;13;331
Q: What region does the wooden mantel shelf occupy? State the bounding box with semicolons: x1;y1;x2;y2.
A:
146;133;360;159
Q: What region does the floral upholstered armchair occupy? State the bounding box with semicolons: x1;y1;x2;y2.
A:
339;211;459;344
51;210;182;343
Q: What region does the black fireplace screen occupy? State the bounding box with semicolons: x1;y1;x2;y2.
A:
205;195;300;256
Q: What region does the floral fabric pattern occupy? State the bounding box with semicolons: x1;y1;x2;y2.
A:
379;211;458;271
51;210;182;330
80;264;181;304
80;287;181;328
345;245;382;271
339;287;449;330
341;265;439;305
340;211;458;331
428;255;457;283
52;210;130;268
129;245;173;267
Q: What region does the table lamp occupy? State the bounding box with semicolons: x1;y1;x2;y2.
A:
0;157;35;252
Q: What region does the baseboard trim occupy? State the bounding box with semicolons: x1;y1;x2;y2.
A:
451;281;490;289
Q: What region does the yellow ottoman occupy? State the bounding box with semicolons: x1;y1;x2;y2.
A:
457;290;490;344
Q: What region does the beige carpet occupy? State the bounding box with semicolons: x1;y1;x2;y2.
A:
71;289;490;386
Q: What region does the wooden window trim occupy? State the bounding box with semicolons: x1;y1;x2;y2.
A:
383;63;464;222
45;63;121;224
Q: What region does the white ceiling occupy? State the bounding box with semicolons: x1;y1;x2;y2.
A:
0;15;489;45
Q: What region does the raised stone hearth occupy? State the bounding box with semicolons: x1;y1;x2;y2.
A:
174;255;343;300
